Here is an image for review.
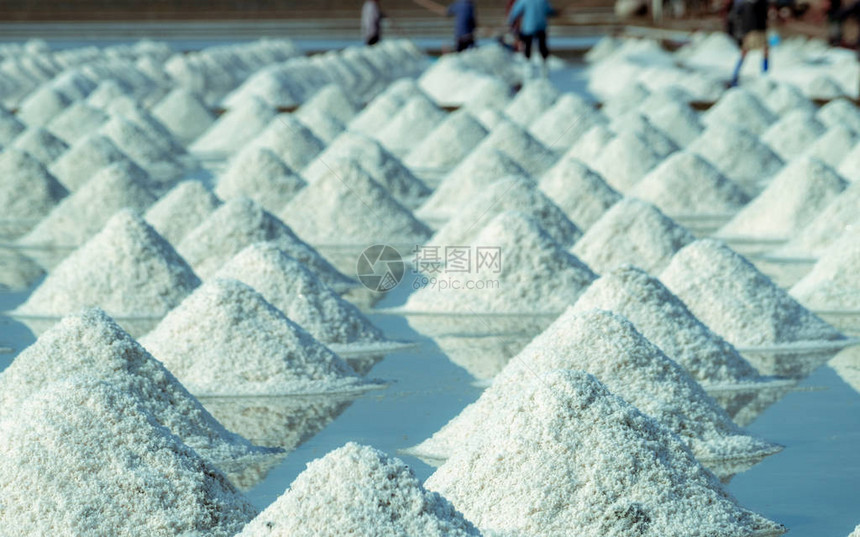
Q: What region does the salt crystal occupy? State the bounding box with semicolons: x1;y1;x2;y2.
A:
294;107;346;144
639;100;703;148
0;149;67;232
296;83;358;125
48;133;132;191
0;378;257;537
16;210;200;318
0;106;26;144
16;85;71;126
572;197;695;274
424;369;784;537
144;180;222;245
528;94;605;152
216;146;306;213
790;226;860;309
592;130;662;191
773;181;860;258
140;278;368;396
375;94;447;157
538;156;621;229
817;98;860;133
151;87;216;145
761;110;826;160
717;157;846;241
503;79;559;127
476;119;558;176
45;101;109;144
702;88;776;135
630;151;750;216
11;126;69;165
238;442;481;537
802;125;859;167
246;115;325;172
660;239;843;346
191;96;277;155
609;111;679;158
688;123;784;188
404;109;488;171
564;123;615;164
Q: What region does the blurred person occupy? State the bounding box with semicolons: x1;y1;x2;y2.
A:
413;0;478;52
362;0;383;46
508;0;558;78
728;0;769;87
506;0;523;51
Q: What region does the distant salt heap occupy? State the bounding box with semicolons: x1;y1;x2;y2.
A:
565;123;615;164
349;90;409;136
807;75;845;100
640;100;703;148
48;133;132;191
140;279;369;396
528;94;605;152
538;156;621;229
504;79;559;127
790;227;860;309
144;180;222;245
430;176;582;248
0;149;67;234
151;88;215;145
571;266;764;386
630;151;751;216
424;370;784;537
294;107;346;145
688;123;783;190
406;211;595;313
18;161;156;249
404;109;488;171
375;94;447;157
817;98;860;133
749;80;817;117
295;83;358;125
279;159;431;245
238;443;481;537
0;107;26;144
591;130;661;192
572;198;694;274
477;119;558;176
761;111;827;160
660;239;843;346
12;126;69;165
0;308;270;465
0;378;257;537
86;79;132;110
17;85;71;127
99;115;184;182
45;101;109;144
216;146;306;212
600;82;651;119
609;111;679;158
177;197;354;289
191;96;277;154
16;210;200;318
215;243;383;345
802;125;859;168
773;181;860;258
245;115;325;172
702;88;776;135
717;157;846;241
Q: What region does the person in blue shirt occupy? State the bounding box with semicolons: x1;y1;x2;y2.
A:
447;0;478;52
508;0;557;74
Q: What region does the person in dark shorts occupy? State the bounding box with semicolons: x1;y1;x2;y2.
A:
728;0;769;86
447;0;478;52
508;0;557;78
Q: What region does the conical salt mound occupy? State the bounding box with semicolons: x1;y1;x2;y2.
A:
592;130;662;192
296;83;358;124
660;239;843;346
424;370;785;537
140;278;369;396
817;98;860;133
376;94;447;157
717;157;847;241
851;523;860;537
504;78;559;127
0;308;272;465
216;146;306;213
303;132;431;208
106;100;187;157
702;88;776;135
630;151;750;216
477;119;558;176
17;85;71;127
416;147;527;221
609;111;679;158
565;122;615;164
16;210;200;318
48;133;132;191
295;107;346;144
215;243;383;345
279;159;431;245
404;109;488;171
145;180;222;245
802;124;859;168
773;181;860;258
0;149;67;233
538;156;621;230
151;87;215;145
246;115;325;171
11;126;69;165
0;378;257;537
0;106;26;144
349;91;409;136
790;227;860;309
45;101;109;144
99;116;184;183
640;100;703;148
177;197;353;289
761;110;827;161
19;160;156;249
406;211;595;313
688;123;783;189
572;198;694;275
837;138;860;179
528;94;605;152
237;443;481;537
571;265;763;386
191;96;277;154
755;80;817;117
807;75;845;100
431;176;582;248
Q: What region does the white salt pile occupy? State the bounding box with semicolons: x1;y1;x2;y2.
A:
571;265;764;386
688;123;784;189
296;83;358;125
0;308;270;465
144;180;222;246
807;75;845;100
538;156;622;230
0;106;26;145
151;87;216;145
660;239;843;346
416;147;527;222
11;126;69;165
572;198;695;274
851;523;860;537
591;130;662;192
752;81;817;117
18;160;156;249
702;88;776;135
565;123;616;164
790;227;860;309
802;125;859;168
817;98;860;133
630;151;751;216
405;211;596;313
608;111;679;158
105;101;186;157
16;85;71;127
404;109;488;171
85;79;132;110
45;101;109;144
294;107;346;144
216;146;306;213
640;100;703;148
528;93;606;152
477;119;558;176
772;181;860;258
837;140;860;179
177;197;354;289
245;115;325;172
0;148;67;231
140;278;368;396
215;243;384;345
47;133;132;191
375;94;447;157
430;176;582;248
279;159;431;245
191;96;277;154
504;79;559;127
761;110;827;161
716;157;846;241
600;82;651;119
0;378;257;537
237;443;481;537
424;369;784;537
349;91;408;136
99;115;184;182
470;106;507;130
16;210;200;318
